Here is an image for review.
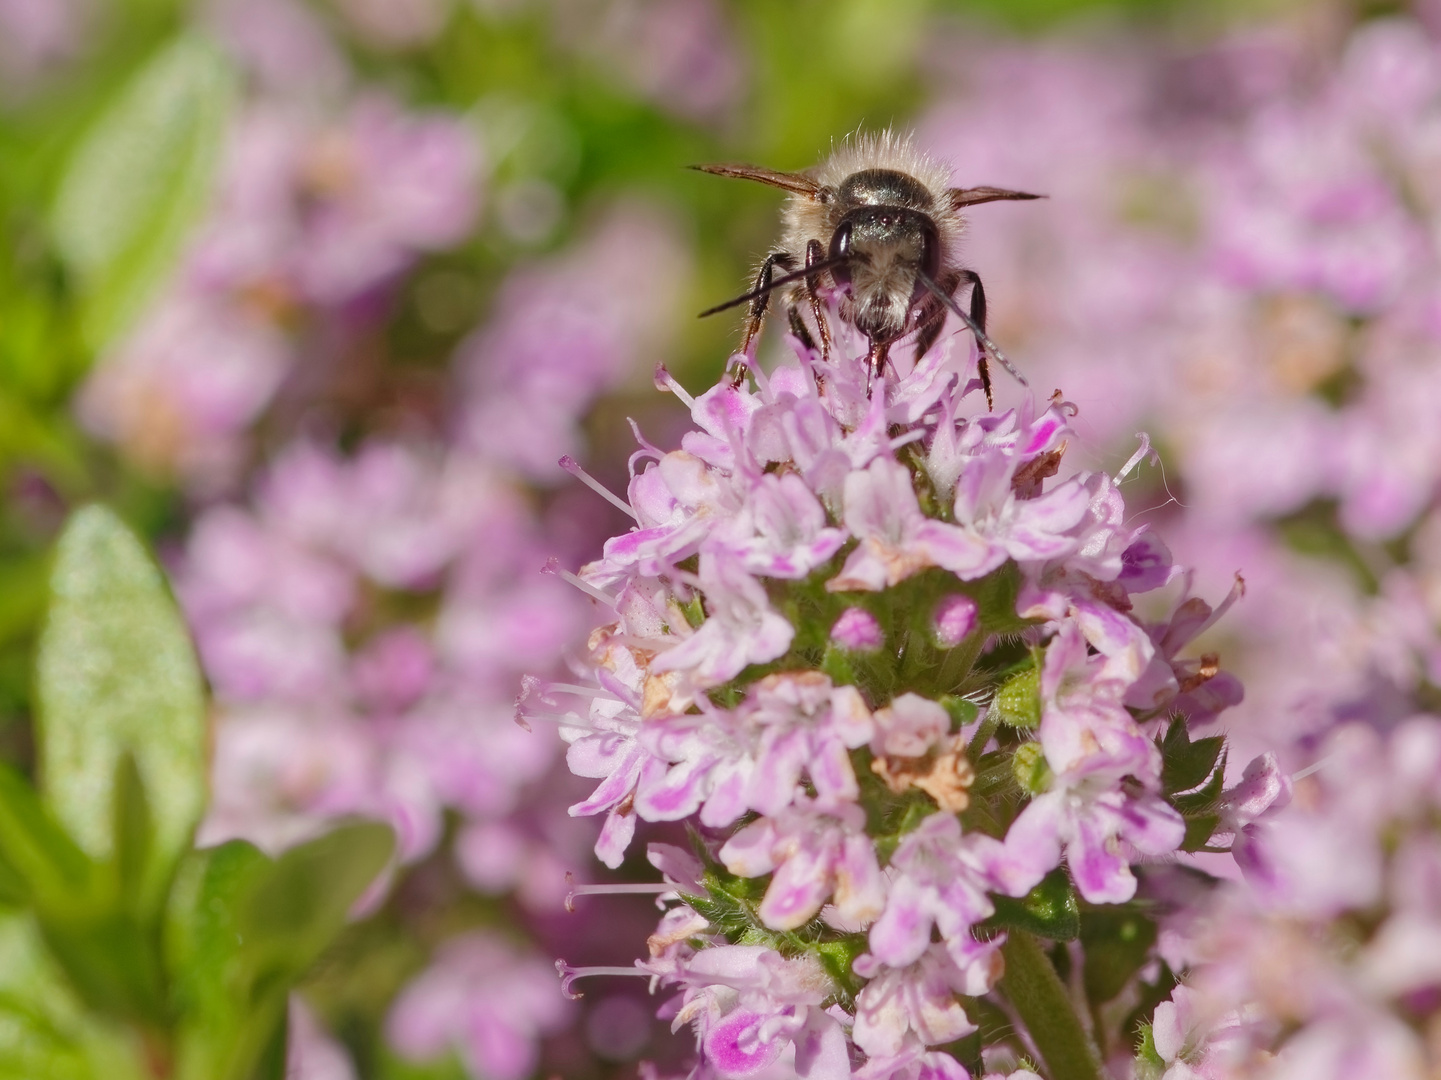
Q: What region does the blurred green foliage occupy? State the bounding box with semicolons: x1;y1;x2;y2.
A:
0;503;394;1079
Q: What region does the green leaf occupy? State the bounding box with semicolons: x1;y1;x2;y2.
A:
35;505;207;911
169;826;392;1080
1171;748;1227;821
984;868;1079;941
165;840;270;1013
813;937;867;1001
1159;719;1224;796
1011;741;1051;795
250;1005;288;1080
49;34;237;349
0;854;27;911
972;564;1033;636
0;912;152;1080
238;822;395;985
0;766;92;903
1080;908;1157;1004
1179;813;1221;853
165;841;279;1080
1133;1022;1165;1079
35;910;165;1027
110;755;151;913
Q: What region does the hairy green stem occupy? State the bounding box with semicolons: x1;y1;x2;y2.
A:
999;931;1104;1080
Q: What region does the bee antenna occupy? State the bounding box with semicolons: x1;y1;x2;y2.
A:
915;269;1029;389
697;255;853;318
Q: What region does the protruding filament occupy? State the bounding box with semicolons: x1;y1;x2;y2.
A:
564;873;670;912
555;959;650;1000
541;558;617;606
559;456;638;520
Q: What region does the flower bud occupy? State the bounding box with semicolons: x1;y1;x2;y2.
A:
831;607;883;652
933;594;978;647
1012;741;1052;794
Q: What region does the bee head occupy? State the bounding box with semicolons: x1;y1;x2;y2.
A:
828;205;941;343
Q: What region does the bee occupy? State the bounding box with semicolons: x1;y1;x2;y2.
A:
695;131;1041;406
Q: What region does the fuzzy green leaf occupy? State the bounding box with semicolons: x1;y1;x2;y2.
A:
166;840;281;1080
939;696;980;729
1160;720;1224;796
1133;1023;1165;1079
998;931;1103;1080
49;35;237;349
237;822;395;985
35;506;207;910
0;765;92;904
0;912;151;1080
1171;748;1227;821
1179;813;1222;853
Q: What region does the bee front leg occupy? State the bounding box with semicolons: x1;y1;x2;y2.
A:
914;269;962;360
865;338;890;399
957;269;994;411
804;239;832;361
732;251;797;386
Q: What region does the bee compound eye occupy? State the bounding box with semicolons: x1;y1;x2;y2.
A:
828;222;853;288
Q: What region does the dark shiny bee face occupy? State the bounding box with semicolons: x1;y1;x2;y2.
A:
828;196;942;343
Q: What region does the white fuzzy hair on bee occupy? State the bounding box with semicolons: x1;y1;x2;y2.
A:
694;129;1042;406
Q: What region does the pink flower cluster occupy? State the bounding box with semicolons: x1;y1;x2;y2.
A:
911;23;1441;1077
541;316;1250;1078
1150;719;1441;1080
917;12;1441;756
457;203;691;480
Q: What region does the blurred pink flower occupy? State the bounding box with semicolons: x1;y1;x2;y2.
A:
457;203;690;478
287;997;358;1080
917;11;1441;757
0;0;84;90
386;933;572;1080
179;439;583;861
79;92;482;487
1182;719;1441;1078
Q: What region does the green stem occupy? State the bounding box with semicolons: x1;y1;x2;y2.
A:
965;707;1000;764
999;931;1104;1080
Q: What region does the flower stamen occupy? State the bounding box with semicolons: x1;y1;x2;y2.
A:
555;959;649;999
559;456;638;520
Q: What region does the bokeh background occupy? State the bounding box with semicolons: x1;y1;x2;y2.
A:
4;0;1441;1076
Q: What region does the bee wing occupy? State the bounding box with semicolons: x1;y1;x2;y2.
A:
948;186;1045;209
691;163;823;198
